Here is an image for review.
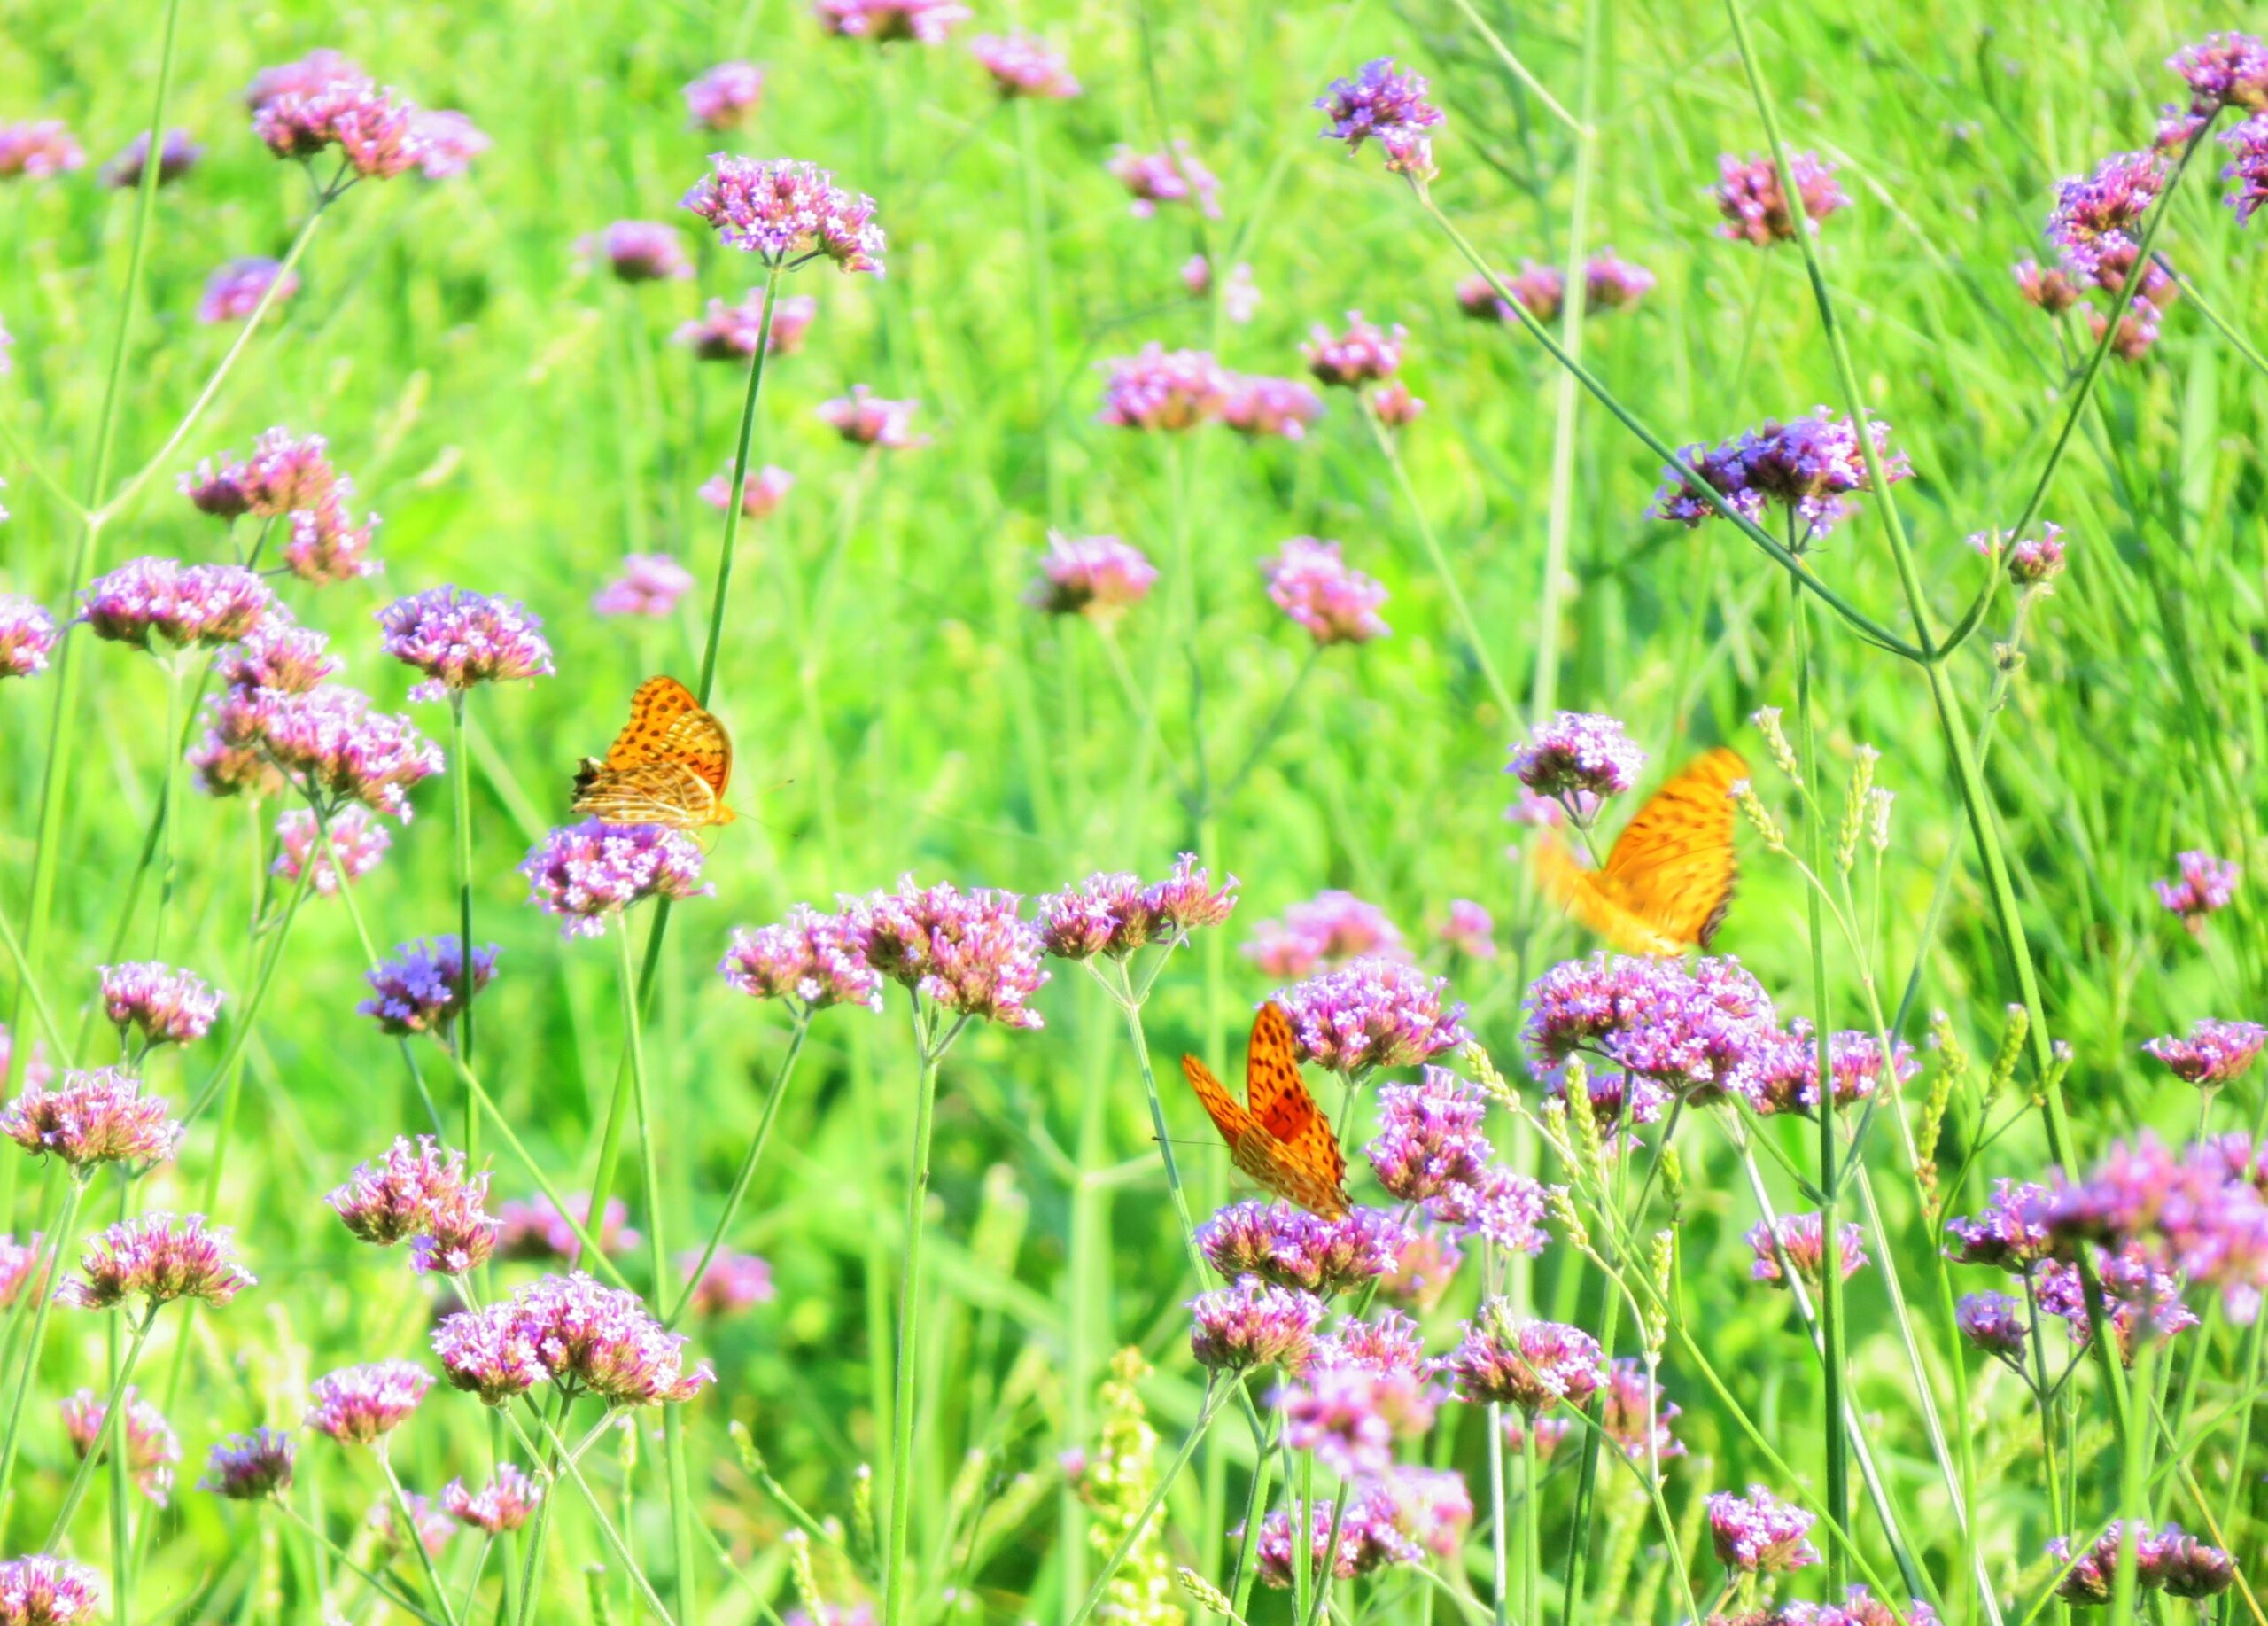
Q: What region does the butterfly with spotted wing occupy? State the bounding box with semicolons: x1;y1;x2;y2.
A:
1181;1002;1351;1219
571;675;738;829
1534;746;1746;955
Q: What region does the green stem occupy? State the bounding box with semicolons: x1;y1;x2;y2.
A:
450;696;478;1126
182;844;322;1124
514;1403;680;1625
0;890;72;1065
0;1176;82;1544
1486;1403;1510;1626
1110;976;1208;1282
665;1015;811;1329
43;1303;158;1548
376;1443;464;1626
151;654;186;958
1065;1379;1232;1626
1520;1421;1539;1626
697;257;785;709
276;1502;445;1625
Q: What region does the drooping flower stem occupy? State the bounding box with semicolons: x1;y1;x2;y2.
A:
1064;1376;1232;1626
376;1443;464;1626
0;1175;83;1541
43;1303;159;1547
665;1014;811;1330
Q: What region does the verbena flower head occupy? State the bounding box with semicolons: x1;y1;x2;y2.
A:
1440;900;1496;959
2225;113;2268;225
198;1428;295;1499
1450;1164;1551;1254
2046;151;2166;283
1275;959;1469;1073
60;1386;179;1505
1509;712;1645;805
435;1272;713;1407
1713;151;1848;245
1526;953;1782;1104
1262;537;1390;646
594;552;698;618
413;1179;500;1278
1303;313;1404;387
2047;1522;2234;1604
1036;872;1153;961
1252;1494;1423;1588
681;156;885;273
697;464;796;517
814;0;970;40
1970;521;2069;585
818;386;926;448
215;619;338;695
1096;345;1229;430
306;1360;431;1443
1381;1224;1465;1311
1196;1201;1406;1295
677;292;817;360
228;427;345;515
327;1135;475;1247
1371;379;1425;426
520;821;711;939
1749;1211;1868;1288
2172;34;2268;115
441;1465;543;1533
245;50;364;110
273;805;392;896
2155;850;2239;931
0;121;84;179
1184;254;1262;320
198;257;300;323
497;1193;641;1262
1548;1067;1670;1156
1274;1361;1439;1479
1106;143;1221;218
0;1234;45;1310
2145;1019;2268;1087
678;1249;775;1316
1599;1358;1683;1464
58;1213;252;1310
1651;408;1913;538
719;906;883;1011
0;598;56;680
1746;1028;1918;1116
97;962;221;1049
841;877;1050;1028
684;61;765;129
260;686;444;820
581;220;693;283
408;109;486;179
1219;374;1325;440
2016;259;2085;314
971;34;1079;98
1944;1179;2054;1272
102;128;201;190
1140;853;1239;936
1708;1485;1821;1572
373;1490;454;1558
3;1069;181;1168
1316;58;1444;181
284;502;380;586
253;77;425;179
1585;251;1657;310
1189;1276;1325;1371
1366;1069;1492;1206
0;1556;101;1622
79;558;272;651
1449;1303;1604;1415
377;587;555;702
1956;1292;2029;1364
1029;533;1158;624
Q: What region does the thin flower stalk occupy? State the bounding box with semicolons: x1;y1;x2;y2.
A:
0;1176;84;1525
1065;1377;1234;1626
665;1015;811;1329
44;1305;162;1546
375;1445;464;1626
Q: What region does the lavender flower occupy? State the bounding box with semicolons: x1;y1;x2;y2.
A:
1252;1495;1422;1588
327;1136;476;1249
841;877;1049;1029
433;1272;713;1407
307;1361;431;1443
1303;313;1404;387
1745;1028;1918;1116
594;553;698;618
1028;534;1158;624
1371;379;1425;426
677;1249;775;1316
1440;900;1495;959
681;156;885;273
260;686;444;820
2155;850;2239;931
0;121;85;179
1651;408;1913;538
1526;953;1783;1105
1708;1485;1821;1572
677;292;818;359
1454;1164;1551;1254
3;1069;181;1168
698;464;796;517
1748;1212;1868;1288
1196;1201;1405;1295
0;1235;45;1310
1219;375;1325;440
684;61;765;130
1549;1069;1670;1155
2172;34;2268;116
1943;1180;2054;1272
441;1465;543;1532
1449;1303;1604;1415
273;806;392;896
971;34;1079;98
1956;1292;2029;1365
718;906;883;1011
1189;1277;1325;1371
814;0;970;40
2016;259;2085;314
1316;58;1444;180
2047;152;2166;282
254;77;426;179
1244;891;1405;978
497;1194;641;1262
1585;252;1657;310
1509;712;1646;805
215;619;338;694
1365;1070;1492;1206
97;962;221;1048
1713;151;1848;245
1379;1224;1464;1311
79;558;272;651
580;220;693;283
1096;346;1228;431
0;598;56;680
1599;1358;1683;1464
1106;144;1220;218
414;1181;500;1278
198;1428;295;1499
235;428;346;515
1274;1361;1438;1479
245;51;365;111
1970;521;2069;585
0;1557;101;1622
1262;538;1390;646
520;821;711;939
101;128;201;189
377;587;555;702
281;502;380;585
1275;959;1469;1073
197;258;301;323
2145;1019;2268;1087
408;110;486;179
2225;113;2268;225
1183;255;1260;320
818;387;926;448
1036;873;1153;961
60;1386;179;1505
57;1213;253;1310
1141;854;1239;936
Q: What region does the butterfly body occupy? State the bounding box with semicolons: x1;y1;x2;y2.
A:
571;675;737;829
1182;1003;1350;1219
1535;746;1745;955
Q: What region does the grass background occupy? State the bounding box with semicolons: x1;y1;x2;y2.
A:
0;0;2263;1617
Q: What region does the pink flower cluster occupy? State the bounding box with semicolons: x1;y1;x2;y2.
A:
0;597;56;679
306;1360;432;1443
1366;1070;1547;1253
676;291;818;360
2155;849;2239;930
327;1136;499;1281
1106;143;1220;218
1713;151;1848;245
682;156;885;273
58;1213;253;1310
1096;346;1231;431
1034;857;1239;961
1315;58;1444;181
0;121;84;179
432;1271;714;1407
273;805;392;896
198;257;302;325
1970;521;2070;586
1508;711;1646;805
594;553;698;618
970;34;1079;99
442;1465;544;1532
818;386;925;447
254;72;466;183
1707;1484;1820;1573
684;61;765;130
199;1428;295;1499
97;962;221;1049
377;586;555;702
78;558;272;652
2145;1018;2267;1087
1244;890;1404;979
519;820;711;938
1448;1303;1604;1416
719;905;885;1011
1747;1211;1868;1288
699;464;796;518
179;427;379;585
3;1068;181;1168
60;1386;179;1505
1275;958;1470;1073
2049;1521;2234;1602
497;1193;641;1262
1198;1202;1408;1295
843;877;1051;1028
1526;953;1795;1109
1027;534;1159;624
1651;407;1913;538
1262;538;1390;647
1303;313;1403;387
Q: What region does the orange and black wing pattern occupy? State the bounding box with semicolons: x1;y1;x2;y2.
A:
571;675;737;829
1182;1002;1350;1218
1535;747;1744;956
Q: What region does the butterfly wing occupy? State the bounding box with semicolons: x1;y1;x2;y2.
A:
1534;747;1745;955
604;676;702;768
571;760;719;828
1239;1003;1350;1217
589;675;737;827
1183;1052;1259;1148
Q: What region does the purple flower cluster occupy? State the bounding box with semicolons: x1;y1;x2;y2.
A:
1956;1292;2029;1365
198;257;301;324
1708;1484;1821;1573
1600;1358;1684;1463
1745;1028;1918;1116
0;1233;46;1310
1251;1491;1418;1588
1366;1070;1547;1250
718;905;885;1011
1509;712;1646;806
682;157;885;273
79;558;272;653
1262;537;1390;647
1449;1304;1604;1416
2225;114;2268;224
699;464;796;517
497;1194;641;1262
1315;58;1444;181
677;291;818;360
3;1069;181;1168
677;1249;775;1316
1748;1212;1869;1288
0;597;56;680
1274;958;1469;1073
1243;890;1405;979
442;1464;544;1532
1439;899;1496;959
207;684;444;818
2155;850;2239;931
1028;534;1159;624
0;1557;101;1622
813;0;970;42
2049;1522;2235;1603
306;1360;432;1443
1274;1358;1439;1478
377;587;555;702
1197;1201;1407;1295
0;121;85;179
520;821;710;938
60;1386;179;1505
1184;255;1261;320
97;962;221;1049
58;1213;252;1310
199;1428;295;1499
594;553;698;618
1096;345;1231;431
842;877;1050;1028
1713;151;1848;245
970;34;1079;99
683;61;765;130
2047;152;2167;283
432;1271;713;1407
274;805;392;896
818;386;926;448
252;73;466;183
1189;1276;1325;1371
1970;521;2069;586
1303;313;1404;387
1035;857;1238;961
1463;253;1656;323
179;428;377;586
327;1136;498;1277
101;128;201;190
1651;408;1913;538
2145;1019;2267;1087
1106;143;1220;219
583;221;693;283
1527;953;1787;1108
1219;375;1325;440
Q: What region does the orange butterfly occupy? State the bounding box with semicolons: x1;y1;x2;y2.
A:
1182;1002;1351;1219
1534;746;1745;956
571;675;737;829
